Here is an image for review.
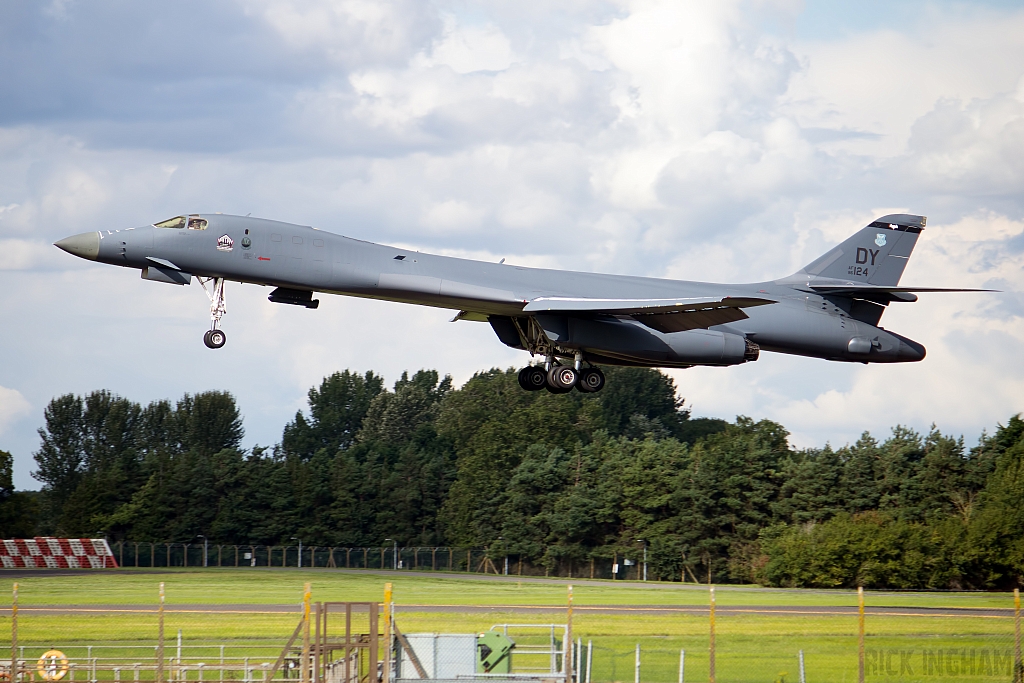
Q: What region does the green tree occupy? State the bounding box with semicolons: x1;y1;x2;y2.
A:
282;370;384;459
33;394;86;528
773;447;844;524
672;417;790;582
437;368;600;545
599;367;725;443
951;415;1024;588
0;450;38;537
758;512;943;589
175;392;244;456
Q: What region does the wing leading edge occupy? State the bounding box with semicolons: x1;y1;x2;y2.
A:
523;296;776;333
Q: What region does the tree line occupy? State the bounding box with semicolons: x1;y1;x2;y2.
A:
2;366;1021;589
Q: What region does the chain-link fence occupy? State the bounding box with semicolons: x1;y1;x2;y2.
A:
391;588;1024;683
107;544;649;579
4;580;1022;683
6;582;309;683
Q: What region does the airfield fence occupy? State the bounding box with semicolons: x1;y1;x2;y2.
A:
3;581;1022;683
108;544;653;581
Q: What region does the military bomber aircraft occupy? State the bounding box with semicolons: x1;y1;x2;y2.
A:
55;213;989;393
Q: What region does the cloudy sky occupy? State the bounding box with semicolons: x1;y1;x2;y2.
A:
2;0;1023;488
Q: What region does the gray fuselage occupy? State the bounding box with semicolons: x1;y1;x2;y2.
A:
80;214;926;368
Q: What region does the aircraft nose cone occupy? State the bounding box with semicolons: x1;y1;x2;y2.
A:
54;231;100;260
898;338;926;362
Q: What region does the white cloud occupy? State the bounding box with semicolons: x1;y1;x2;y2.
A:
782;11;1024;156
1;0;1024;486
0;386;31;438
242;0;438;66
0;239;64;270
421;199;486;234
415;16;516;74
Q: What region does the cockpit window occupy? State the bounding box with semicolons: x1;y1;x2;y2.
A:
187;215;208;230
154;216;186;229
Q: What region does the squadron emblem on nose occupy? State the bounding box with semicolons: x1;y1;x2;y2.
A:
875;233;887;247
217;234;234;252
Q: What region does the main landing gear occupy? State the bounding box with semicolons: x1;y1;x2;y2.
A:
198;277;227;349
517;356;606;394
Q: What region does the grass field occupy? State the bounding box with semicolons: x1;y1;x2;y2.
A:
4;568;1018;608
2;569;1020;683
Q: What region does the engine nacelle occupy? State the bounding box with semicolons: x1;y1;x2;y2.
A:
664;328;756;365
529;314;757;366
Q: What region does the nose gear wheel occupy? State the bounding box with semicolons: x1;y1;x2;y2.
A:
204;329;227;349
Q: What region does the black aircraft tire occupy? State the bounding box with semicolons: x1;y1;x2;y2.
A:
519;366;547;391
205;329;227;349
546;366;577;392
576;367;605;393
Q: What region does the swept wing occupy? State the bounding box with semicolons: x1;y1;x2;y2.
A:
523;296;776;333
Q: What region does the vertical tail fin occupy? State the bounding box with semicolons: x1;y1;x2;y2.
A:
796;214;926;286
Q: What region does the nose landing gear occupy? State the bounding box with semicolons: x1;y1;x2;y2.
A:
199;277;227;349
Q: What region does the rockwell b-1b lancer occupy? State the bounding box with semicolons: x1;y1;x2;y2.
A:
55;213;990;393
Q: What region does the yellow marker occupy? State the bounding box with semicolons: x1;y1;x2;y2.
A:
1015;588;1021;683
302;582;312;683
383;583;393;683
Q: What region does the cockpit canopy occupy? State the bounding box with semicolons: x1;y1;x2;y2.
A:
154;215;207;230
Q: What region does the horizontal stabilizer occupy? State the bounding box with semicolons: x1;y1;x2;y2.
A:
524;296;775;333
809;284;997;303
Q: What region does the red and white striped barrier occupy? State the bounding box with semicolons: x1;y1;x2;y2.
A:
1;537;119;569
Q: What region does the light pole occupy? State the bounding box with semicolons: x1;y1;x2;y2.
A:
291;537;302;568
385;539;398;570
198;535;207;568
637;539;647;582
